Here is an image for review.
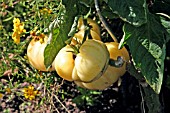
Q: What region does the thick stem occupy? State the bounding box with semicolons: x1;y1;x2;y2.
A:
143;86;163;113
127;62;163;113
94;0;118;42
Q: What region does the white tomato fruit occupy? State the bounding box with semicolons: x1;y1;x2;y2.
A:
72;39;110;82
27;36;55;71
75;42;130;90
54;45;75;81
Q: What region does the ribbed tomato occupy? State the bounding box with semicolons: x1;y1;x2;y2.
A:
54;45;75;81
72;39;110;82
105;42;130;76
54;39;109;83
75;42;130;90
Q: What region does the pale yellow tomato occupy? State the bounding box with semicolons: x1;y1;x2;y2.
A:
105;42;130;76
27;36;55;71
71;30;101;45
54;45;75;81
74;66;120;90
71;17;101;45
74;42;130;90
72;39;110;82
77;17;100;36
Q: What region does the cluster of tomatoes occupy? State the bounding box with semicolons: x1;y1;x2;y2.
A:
27;17;130;90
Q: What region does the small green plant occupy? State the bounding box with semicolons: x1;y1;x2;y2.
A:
72;87;102;106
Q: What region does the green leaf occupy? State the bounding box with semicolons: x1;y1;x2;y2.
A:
44;0;78;68
77;0;92;16
101;9;119;19
3;16;13;22
44;28;65;69
100;2;119;19
107;0;147;26
159;15;170;42
123;13;167;94
72;95;85;106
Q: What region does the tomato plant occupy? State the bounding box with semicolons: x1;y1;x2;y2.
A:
43;0;170;113
1;0;170;112
71;30;101;45
55;39;109;83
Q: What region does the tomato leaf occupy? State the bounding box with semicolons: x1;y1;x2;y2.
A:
159;15;170;42
44;28;65;69
44;0;78;69
123;13;167;94
107;0;147;26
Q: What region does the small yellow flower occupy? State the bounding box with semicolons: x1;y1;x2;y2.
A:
12;32;20;44
12;18;26;44
40;8;52;14
22;85;39;100
5;88;11;94
13;18;20;26
0;93;3;99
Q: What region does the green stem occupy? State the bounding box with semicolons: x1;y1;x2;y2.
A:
143;86;163;113
94;0;118;42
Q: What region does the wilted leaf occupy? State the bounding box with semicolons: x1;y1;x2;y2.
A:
107;0;147;26
123;13;167;94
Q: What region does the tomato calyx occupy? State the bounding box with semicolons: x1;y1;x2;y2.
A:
67;16;100;46
69;44;80;55
67;21;94;55
82;24;92;44
109;56;125;68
